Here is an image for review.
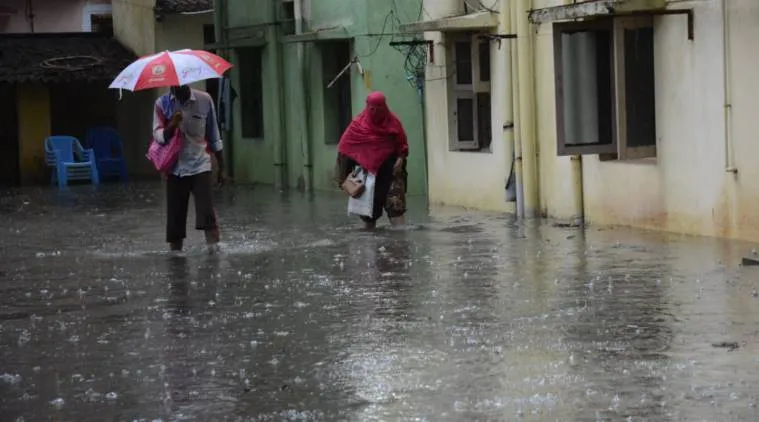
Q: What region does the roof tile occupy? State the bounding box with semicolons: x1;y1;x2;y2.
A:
0;33;137;84
155;0;213;14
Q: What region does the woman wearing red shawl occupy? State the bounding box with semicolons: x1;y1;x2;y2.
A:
336;91;409;228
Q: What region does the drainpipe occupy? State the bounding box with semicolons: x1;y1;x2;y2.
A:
294;0;314;191
269;0;288;190
499;1;515;211
564;0;584;224
215;0;233;179
510;0;524;218
515;0;539;217
721;0;737;174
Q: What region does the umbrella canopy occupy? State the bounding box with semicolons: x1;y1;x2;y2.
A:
109;49;232;91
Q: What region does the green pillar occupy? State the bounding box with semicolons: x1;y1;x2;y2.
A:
265;6;288;190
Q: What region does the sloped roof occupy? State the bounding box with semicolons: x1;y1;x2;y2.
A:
155;0;213;14
0;33;136;83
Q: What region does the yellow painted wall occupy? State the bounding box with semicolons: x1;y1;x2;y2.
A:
112;0;156;56
17;84;51;185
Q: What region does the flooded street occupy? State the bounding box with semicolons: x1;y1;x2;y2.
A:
2;182;759;421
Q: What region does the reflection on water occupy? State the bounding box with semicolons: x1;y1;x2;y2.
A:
1;182;759;421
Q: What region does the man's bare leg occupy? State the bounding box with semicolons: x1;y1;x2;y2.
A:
389;215;406;227
205;229;220;254
169;241;183;252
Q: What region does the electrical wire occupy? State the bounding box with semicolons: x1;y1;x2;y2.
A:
382;1;428;90
356;11;393;58
478;0;498;13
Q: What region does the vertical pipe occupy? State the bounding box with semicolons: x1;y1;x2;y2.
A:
214;0;233;179
564;0;584;224
510;0;524;218
515;0;539;217
269;0;288;190
569;155;584;224
27;0;35;33
722;0;737;174
420;85;430;200
499;0;515;211
294;0;314;191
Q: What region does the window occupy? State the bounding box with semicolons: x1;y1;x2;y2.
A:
450;33;492;151
236;47;264;139
322;40;353;145
203;24;216;45
81;4;111;32
554;16;656;159
90;14;113;36
279;0;295;35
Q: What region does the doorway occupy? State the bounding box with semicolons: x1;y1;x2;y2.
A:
0;83;20;186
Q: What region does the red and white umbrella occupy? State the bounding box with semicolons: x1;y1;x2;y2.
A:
109;49;233;91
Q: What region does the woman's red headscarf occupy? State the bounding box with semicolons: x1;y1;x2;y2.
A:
338;91;408;174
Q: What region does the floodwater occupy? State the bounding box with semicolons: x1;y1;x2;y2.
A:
1;182;759;421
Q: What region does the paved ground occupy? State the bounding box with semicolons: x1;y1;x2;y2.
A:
1;182;759;421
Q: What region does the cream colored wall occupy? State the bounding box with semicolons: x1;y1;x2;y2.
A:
424;0;759;240
155;13;211;52
535;0;759;240
155;13;213;91
112;0;155;55
423;0;514;212
724;0;759;241
111;0;157;178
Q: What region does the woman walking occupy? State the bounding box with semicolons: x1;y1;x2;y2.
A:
336;91;409;229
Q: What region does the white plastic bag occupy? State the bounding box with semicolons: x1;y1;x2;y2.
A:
347;170;375;217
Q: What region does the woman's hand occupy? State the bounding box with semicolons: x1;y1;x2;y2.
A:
393;157;405;176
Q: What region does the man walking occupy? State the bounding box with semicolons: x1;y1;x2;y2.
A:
152;85;225;253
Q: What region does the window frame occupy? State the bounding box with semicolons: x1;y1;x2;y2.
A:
553;16;657;159
449;32;492;152
278;0;296;36
614;15;657;160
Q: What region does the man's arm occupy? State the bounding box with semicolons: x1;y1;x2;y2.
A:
206;97;225;177
152;100;168;144
153;96;180;144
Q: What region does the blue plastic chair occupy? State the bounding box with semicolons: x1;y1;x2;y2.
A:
85;126;128;182
44;136;100;189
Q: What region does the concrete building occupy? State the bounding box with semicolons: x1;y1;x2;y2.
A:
113;0;214;58
0;0;113;33
403;0;759;241
0;0;137;186
213;0;428;195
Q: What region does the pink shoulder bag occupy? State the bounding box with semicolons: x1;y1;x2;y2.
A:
146;129;181;174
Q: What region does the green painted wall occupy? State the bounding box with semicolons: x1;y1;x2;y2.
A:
220;0;427;196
